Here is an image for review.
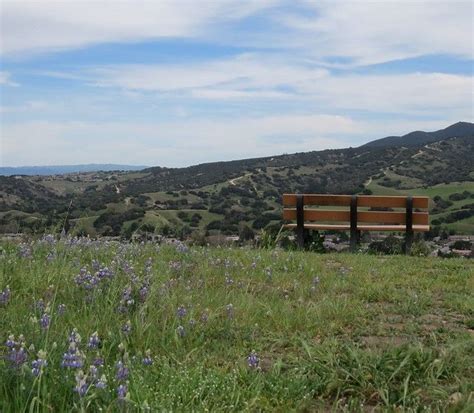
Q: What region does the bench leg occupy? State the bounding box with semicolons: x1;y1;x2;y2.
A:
296;226;305;249
404;230;413;255
350;229;358;252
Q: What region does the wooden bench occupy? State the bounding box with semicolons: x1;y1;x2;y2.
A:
282;194;430;253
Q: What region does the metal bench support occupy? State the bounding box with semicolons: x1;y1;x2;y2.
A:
350;195;358;252
405;195;413;254
296;194;305;249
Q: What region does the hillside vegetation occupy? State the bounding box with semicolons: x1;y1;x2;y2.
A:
0;240;473;411
0;123;473;238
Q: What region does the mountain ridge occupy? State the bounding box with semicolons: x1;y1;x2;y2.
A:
361;121;474;148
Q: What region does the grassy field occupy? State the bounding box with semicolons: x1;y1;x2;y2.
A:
1;240;473;412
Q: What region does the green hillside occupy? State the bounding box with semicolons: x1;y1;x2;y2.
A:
0;132;473;238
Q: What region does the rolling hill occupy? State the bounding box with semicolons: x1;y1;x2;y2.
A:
0;122;473;237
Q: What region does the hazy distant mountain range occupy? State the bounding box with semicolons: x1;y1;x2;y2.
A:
0;164;149;176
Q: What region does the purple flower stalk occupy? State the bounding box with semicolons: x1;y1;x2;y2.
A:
31;350;47;377
176;305;187;319
74;370;88;397
117;383;128;400
87;332;101;349
40;313;50;330
7;346;28;369
115;360;129;381
247;351;259;369
95;374;107;389
142;350;152;366
121;321;132;335
176;325;185;338
62;343;84;369
57;304;66;315
0;286;11;305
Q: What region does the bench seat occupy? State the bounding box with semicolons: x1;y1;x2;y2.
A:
284;224;430;232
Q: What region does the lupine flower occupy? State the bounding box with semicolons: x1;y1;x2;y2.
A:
247;351;259;368
57;304;66;315
7;345;28;369
31;350;47;377
121;320;132;335
89;365;99;380
35;299;45;313
115;361;129;381
139;283;149;302
18;244;32;258
62;342;84;369
175;242;189;253
95;374;107;389
142;350;153;366
189;319;196;328
93;356;104;367
40;313;50;330
68;329;82;344
0;286;11;305
87;332;100;349
74;370;88;397
6;334;16;348
176;305;187;318
95;375;107;389
225;275;234;286
176;325;185;338
117;383;128;400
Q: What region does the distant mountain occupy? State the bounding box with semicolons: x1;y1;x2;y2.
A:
361;121;474;148
0;164;148;176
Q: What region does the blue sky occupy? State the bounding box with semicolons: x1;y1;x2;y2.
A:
1;0;473;167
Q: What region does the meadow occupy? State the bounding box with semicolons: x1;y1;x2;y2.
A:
1;238;473;412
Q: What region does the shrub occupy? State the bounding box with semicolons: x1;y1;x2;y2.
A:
368;235;403;255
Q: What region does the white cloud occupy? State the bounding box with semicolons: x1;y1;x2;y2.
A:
280;0;474;66
0;115;459;167
87;54;473;116
0;0;277;55
0;71;18;86
1;0;472;67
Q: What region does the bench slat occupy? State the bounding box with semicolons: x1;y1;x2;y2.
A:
283;209;429;225
284;223;430;232
283;194;429;209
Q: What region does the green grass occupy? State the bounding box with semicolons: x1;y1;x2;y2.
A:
1;240;473;412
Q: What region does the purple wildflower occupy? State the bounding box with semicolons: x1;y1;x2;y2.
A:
115;360;129;381
121;320;132;335
7;345;28;369
74;370;88;397
176;325;185;338
247;351;259;369
40;313;50;330
142;350;153;366
95;374;107;389
57;304;66;315
62;343;84;369
176;305;187;319
117;383;128;400
18;244;32;258
93;356;104;367
87;332;100;349
0;286;11;305
31;350;47;377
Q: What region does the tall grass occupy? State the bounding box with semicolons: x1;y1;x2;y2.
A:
1;238;473;411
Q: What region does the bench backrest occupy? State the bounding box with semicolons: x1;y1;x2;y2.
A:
282;194;429;226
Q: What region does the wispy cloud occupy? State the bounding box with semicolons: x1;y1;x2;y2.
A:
0;71;18;86
1;115;458;167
